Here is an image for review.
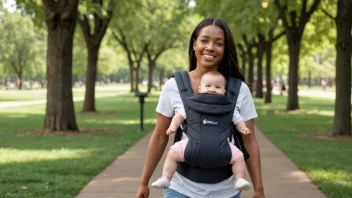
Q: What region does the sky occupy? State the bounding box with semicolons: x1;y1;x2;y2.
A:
3;0;16;13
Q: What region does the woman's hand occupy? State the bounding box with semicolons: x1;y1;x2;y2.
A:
253;189;266;198
136;183;149;198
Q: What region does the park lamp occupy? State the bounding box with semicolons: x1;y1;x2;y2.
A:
135;92;148;131
262;0;269;8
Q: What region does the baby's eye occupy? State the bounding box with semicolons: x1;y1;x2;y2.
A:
205;85;210;87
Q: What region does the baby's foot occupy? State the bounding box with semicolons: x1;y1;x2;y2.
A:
151;176;170;189
234;178;251;191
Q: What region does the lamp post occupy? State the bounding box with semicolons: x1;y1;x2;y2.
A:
135;92;148;131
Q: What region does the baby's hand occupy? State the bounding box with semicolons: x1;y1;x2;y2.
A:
166;126;177;135
240;127;251;135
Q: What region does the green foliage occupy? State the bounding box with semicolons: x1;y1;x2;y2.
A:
255;95;352;198
0;11;46;80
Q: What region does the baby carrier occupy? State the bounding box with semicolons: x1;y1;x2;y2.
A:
173;71;250;183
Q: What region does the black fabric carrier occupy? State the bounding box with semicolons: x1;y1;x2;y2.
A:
173;71;250;184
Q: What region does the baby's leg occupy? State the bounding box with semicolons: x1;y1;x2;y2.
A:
230;156;246;181
229;144;251;191
162;149;183;180
151;140;187;189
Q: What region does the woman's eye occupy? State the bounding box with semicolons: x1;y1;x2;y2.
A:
201;40;207;43
216;43;223;46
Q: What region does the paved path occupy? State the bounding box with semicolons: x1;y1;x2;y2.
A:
75;126;327;198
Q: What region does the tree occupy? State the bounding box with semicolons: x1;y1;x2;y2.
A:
274;0;321;110
110;1;151;92
78;0;114;112
43;0;79;132
144;0;191;93
0;12;39;89
321;0;352;136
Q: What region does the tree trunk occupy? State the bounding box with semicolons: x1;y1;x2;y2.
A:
286;33;301;110
135;68;140;92
82;45;99;112
129;66;134;92
79;5;112;112
131;67;138;92
255;35;265;98
159;68;165;91
43;0;79;132
17;72;22;90
247;46;254;92
147;59;155;93
265;42;273;103
332;1;352;136
240;53;246;79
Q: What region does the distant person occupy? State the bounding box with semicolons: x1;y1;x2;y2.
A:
151;71;251;191
280;82;286;95
321;79;327;91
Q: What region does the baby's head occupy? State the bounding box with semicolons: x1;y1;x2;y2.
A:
198;71;226;95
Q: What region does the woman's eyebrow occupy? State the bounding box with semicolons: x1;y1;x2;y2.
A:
199;35;224;40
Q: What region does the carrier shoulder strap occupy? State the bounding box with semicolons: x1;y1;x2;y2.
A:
173;71;192;143
173;71;193;112
226;76;242;105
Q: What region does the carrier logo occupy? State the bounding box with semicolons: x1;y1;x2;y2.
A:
203;119;218;125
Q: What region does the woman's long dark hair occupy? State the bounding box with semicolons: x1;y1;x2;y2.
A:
188;18;245;82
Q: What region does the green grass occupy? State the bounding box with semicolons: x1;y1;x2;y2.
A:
0;83;130;101
0;89;159;198
254;95;352;198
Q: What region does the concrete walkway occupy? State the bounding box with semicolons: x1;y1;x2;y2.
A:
75;126;327;198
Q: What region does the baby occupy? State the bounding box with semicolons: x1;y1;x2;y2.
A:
152;71;251;191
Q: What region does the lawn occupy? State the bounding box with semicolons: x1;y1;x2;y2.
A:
0;83;130;102
254;95;352;198
0;87;159;198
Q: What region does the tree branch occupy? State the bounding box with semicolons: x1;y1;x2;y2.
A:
320;8;335;20
274;0;290;30
273;31;285;42
78;14;91;43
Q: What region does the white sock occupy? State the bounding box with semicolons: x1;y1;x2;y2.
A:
151;176;170;189
234;178;251;191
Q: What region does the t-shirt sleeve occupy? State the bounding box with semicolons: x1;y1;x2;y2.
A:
156;78;185;118
232;107;243;124
233;82;258;121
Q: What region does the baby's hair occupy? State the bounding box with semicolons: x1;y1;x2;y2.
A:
202;71;227;85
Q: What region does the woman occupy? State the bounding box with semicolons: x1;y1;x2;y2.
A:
136;18;265;198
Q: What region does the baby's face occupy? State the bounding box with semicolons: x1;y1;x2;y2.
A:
199;74;226;95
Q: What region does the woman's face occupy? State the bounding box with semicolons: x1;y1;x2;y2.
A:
193;25;225;70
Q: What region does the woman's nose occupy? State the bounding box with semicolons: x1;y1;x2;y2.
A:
205;43;214;51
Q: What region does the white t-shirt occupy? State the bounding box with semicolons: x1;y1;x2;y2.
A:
156;77;258;198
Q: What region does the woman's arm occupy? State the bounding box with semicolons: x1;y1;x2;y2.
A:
243;119;265;198
136;113;172;198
